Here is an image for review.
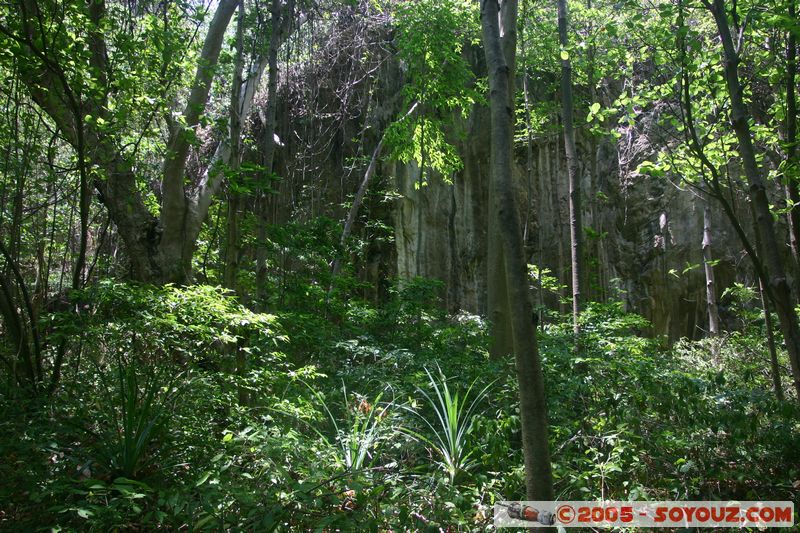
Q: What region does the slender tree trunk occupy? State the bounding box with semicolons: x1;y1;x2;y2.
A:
702;201;720;337
586;0;603;302
223;194;242;290
557;0;582;336
758;279;785;401
417;120;427;276
537;145;546;326
218;2;249;407
331;140;384;281
784;0;800;295
520;14;543;325
0;240;41;389
747;192;785;401
553;132;567;314
522;78;534;246
707;0;800;398
223;2;246;294
255;0;284;309
480;0;554;500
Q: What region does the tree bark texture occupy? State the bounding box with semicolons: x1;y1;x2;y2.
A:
702;202;720;336
481;0;555;500
558;0;582;336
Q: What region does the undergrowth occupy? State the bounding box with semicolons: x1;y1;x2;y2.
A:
1;281;798;531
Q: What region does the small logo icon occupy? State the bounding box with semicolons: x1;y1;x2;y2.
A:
498;503;555;525
557;504;576;524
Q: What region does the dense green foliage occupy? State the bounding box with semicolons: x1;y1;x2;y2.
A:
1;0;800;529
1;254;797;530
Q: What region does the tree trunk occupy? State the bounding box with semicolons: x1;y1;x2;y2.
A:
758;279;785;401
222;2;246;294
480;0;554;500
586;0;601;302
488;234;514;357
488;0;518;359
157;0;241;284
520;0;541;326
557;0;582;336
708;0;800;398
255;0;285;308
14;0;241;285
223;2;249;406
784;0;800;296
552;130;567;314
702;201;720;336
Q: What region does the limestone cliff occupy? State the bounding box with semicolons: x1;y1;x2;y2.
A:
387;93;756;341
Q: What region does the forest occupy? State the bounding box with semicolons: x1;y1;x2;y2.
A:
0;0;799;529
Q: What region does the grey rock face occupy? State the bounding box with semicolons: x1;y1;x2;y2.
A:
389;97;755;341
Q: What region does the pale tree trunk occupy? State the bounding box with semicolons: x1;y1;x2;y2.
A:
158;0;241;284
701;202;720;336
707;0;800;398
553;134;567;313
586;0;604;302
332;139;385;281
417;121;427;276
255;0;287;309
557;0;582;336
480;0;555;500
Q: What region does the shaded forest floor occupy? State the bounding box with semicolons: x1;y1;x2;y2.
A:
1;279;798;531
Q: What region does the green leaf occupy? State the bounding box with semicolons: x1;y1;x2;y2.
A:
195;471;212;486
